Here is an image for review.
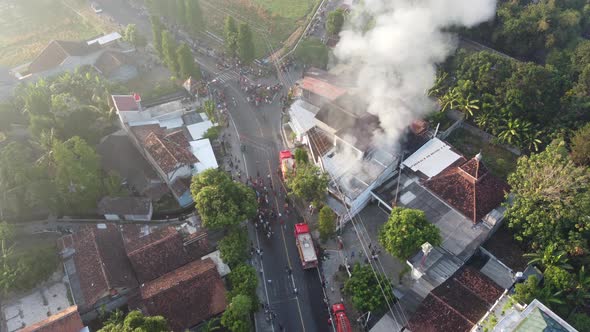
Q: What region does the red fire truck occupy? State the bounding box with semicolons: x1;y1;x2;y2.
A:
294;223;318;269
332;303;352;332
279;150;295;179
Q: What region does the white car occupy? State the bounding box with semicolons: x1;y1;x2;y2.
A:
91;2;103;13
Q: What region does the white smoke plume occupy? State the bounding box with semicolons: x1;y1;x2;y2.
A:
333;0;497;149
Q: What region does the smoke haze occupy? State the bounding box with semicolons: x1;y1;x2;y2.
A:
333;0;497;149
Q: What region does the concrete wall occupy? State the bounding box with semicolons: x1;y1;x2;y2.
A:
104;214;119;221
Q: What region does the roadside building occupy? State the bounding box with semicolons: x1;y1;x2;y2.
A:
98;196;153;221
10;32;137;82
56;223;216;327
111;94;219;207
19;306;85;332
493;299;578;332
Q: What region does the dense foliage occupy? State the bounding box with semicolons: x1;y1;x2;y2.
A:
228;264;259;306
146;0;205;36
190;169;257;229
326;9;345;36
506;140;590;254
294;37;329;69
221;294;253;332
318;206;336;242
285;164;329;202
218;228;250;268
378;207;441;260
99;310;168;332
344;264;396;313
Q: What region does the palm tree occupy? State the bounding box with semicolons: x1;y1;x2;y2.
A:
522;130;543;152
567;266;590;317
524;243;573;270
498;118;532;146
456;93;480;118
439;87;460;112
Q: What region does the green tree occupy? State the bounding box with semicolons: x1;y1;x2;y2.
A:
218;229;250;268
0;222;17;295
123;24;146;48
202;99;217;123
506;140;590;254
326;9;345;36
52;137;103;213
513;275;543;305
161;30;179;75
544;266;574;292
186;0;205;35
228;264;258;304
151;16;164;56
344;264;395;313
570;122;590;166
203;126;221;140
569;313;590;332
224;16;238;57
524;243;573;270
221;294;252;332
294;148;309;165
176;43;202;80
176;0;186;25
286;164;329;202
0;142;36;218
378;207;441;260
318;206;336;242
237;23;255;64
99;310;168;332
566;266;590;315
190;169;257;229
294;38;329;69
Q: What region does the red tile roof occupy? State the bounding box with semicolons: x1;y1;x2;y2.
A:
28;40;96;74
144;130;197;174
124;227;194;283
301;76;347;101
112;95;141;112
65;224;137;308
134;258;227;331
20;306;84;332
408;266;504;332
424;154;509;223
130;124;163;143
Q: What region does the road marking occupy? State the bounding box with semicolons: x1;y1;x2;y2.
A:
268;161;306;332
254;228;275;332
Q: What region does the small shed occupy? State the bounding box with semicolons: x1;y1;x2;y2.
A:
98;196;153;221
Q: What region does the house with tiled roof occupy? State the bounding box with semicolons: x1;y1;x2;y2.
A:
121;225;209;283
424;152;509;223
11;32;136;82
129;258;227;332
57;224;216;326
57;224;137;318
408;266;505;332
111;94;219;207
19;306;85;332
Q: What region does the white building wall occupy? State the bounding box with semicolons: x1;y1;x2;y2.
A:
104;214;119;221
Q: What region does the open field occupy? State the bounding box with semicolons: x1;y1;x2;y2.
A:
0;0;118;67
200;0;318;58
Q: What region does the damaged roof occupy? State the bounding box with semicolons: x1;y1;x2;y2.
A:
424;154;509;223
133;258;227;331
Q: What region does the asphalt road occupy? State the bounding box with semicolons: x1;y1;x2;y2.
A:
94;1;330;330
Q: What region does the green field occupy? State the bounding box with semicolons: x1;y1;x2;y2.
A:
200;0;318;58
0;0;117;67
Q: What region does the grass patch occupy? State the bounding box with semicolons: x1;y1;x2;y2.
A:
253;0;316;19
7;236;60;292
0;0;117;67
200;0;319;58
446;127;518;180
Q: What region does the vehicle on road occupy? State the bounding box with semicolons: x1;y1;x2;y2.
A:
279;150;295;179
294;223;318;269
332;303;352;332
